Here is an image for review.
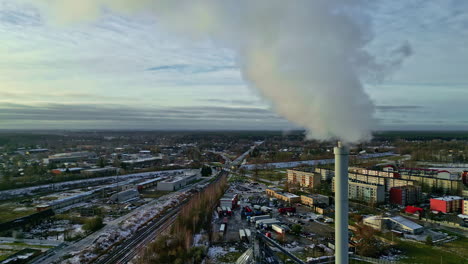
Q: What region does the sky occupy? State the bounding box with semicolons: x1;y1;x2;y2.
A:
0;1;467;132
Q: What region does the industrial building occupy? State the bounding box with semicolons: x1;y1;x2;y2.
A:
300;194;329;206
122;156;163;169
81;167;119;177
332;178;385;204
110;189;140;203
430;196;463;213
265;188;300;203
157;173;198;191
389;185;422;206
287;168;321;189
45;151;97;164
363;215;423;234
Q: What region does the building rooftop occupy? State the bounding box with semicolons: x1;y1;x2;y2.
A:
432;196;463;201
390;216;423;230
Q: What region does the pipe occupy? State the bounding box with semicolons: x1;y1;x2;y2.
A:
334;141;349;264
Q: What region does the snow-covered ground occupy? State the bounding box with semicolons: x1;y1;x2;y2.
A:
63;191;189;264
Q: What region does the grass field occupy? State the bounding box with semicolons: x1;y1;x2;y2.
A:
0;202;36;223
396;237;468;264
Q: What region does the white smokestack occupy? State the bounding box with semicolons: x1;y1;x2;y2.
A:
334;141;349;264
20;0;411;143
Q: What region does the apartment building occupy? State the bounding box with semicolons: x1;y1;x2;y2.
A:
332;178;385;204
265;188;301;203
287;169;321;189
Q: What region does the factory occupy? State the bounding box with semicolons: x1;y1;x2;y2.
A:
363;215;423;234
265;188;300;203
44;151;97;164
157;173;198;191
110;189;140;203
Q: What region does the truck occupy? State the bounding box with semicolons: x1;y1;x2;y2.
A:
250;215;270;223
244;229;251;242
219;224;226;235
278;207;296;214
239;229;246;241
271;224;288;234
255;218;280;229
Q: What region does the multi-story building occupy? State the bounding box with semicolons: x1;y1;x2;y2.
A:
348;172;418;193
287;168;321;189
389;185;422;206
430;196;463;213
300;194;329;206
265;188;300;203
463;199;468;215
350;167;461;194
332;178;385;204
314;167;334;181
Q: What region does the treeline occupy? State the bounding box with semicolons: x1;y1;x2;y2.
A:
138;174;228;264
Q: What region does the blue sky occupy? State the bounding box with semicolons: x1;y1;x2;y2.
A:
0;0;467;131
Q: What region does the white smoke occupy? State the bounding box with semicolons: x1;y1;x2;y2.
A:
20;0;411;143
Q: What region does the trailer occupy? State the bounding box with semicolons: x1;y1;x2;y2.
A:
250;215;270;223
271;224;287;234
219;224;226;235
244;229;252;242
255;218;280;229
278;207;296;214
239;229;246;241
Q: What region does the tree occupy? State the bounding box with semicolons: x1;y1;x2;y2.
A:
83;217;104;232
201;166;212;177
425;235;433;246
97;157;106;168
291;224;302;235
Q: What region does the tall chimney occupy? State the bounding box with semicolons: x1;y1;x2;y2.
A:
334;141;349;264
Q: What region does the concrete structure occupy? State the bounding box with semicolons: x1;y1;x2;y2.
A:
363;215;423;234
265;188;300;203
315;167;334;181
122;156;163;169
81;167;119;177
45;151;96;164
300;194;329;206
430;196;463;213
388;216;423;234
287;169;321;189
333;178;385;204
110;189;139;203
157;173;198;191
463;199;468;215
334;142;349;264
351;167;462;194
389;185;422;206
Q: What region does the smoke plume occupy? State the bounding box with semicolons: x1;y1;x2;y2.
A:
23;0;411;142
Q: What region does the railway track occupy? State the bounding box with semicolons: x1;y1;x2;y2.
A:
95;170;228;264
